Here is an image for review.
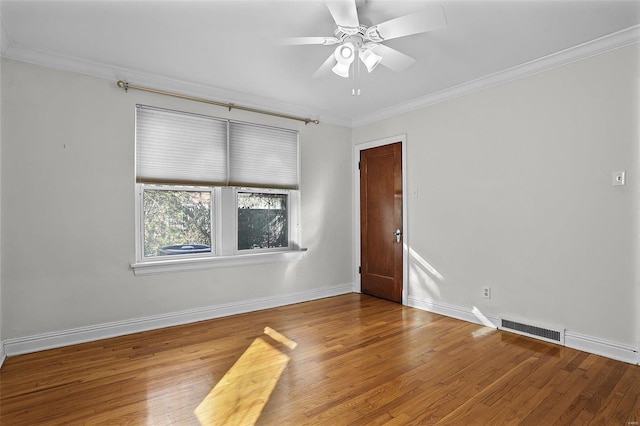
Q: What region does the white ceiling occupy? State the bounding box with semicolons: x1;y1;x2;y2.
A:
1;0;639;126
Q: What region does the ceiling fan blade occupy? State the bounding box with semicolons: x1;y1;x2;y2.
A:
373;4;446;41
312;53;338;78
370;44;416;72
326;1;359;29
280;37;340;46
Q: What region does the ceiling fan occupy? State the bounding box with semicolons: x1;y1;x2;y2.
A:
284;1;447;94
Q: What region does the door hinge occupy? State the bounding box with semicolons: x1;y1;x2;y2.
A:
358;161;361;170
359;266;361;274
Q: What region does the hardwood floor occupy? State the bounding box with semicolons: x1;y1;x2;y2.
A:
1;294;638;425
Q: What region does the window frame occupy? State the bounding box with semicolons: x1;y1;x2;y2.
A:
132;184;304;276
131;105;305;276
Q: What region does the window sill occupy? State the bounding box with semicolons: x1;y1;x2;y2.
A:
131;248;308;276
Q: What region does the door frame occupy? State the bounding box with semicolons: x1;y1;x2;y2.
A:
353;134;408;305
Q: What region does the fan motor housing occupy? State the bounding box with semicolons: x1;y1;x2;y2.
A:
335;25;367;42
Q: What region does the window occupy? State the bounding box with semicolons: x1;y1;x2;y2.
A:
142;187;213;258
133;105;301;273
237;191;288;251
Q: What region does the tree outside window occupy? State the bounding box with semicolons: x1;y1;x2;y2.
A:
143;190;212;257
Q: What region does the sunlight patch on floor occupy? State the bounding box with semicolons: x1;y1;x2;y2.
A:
194;327;296;425
471;306;499;338
264;326;298;350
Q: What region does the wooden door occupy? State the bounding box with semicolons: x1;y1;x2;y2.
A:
360;142;403;303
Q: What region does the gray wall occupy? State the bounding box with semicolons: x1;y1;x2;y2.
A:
1;58;353;339
353;45;639;349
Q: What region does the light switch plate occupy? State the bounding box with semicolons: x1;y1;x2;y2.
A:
612;170;626;186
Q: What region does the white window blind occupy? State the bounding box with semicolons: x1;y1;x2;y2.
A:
229;122;299;189
136;105;299;189
136;106;228;185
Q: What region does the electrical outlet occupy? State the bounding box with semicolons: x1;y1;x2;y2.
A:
482;287;491;299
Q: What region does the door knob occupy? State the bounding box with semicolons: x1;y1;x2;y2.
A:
394;229;402;243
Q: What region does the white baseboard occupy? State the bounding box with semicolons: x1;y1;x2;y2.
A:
0;341;6;369
3;284;354;356
408;295;639;365
565;331;639;365
407;296;500;329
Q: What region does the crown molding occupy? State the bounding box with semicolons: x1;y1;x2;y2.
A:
0;42;351;128
352;24;640;128
2;24;638;130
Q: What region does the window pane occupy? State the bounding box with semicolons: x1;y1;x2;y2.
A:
143;190;212;257
237;192;288;250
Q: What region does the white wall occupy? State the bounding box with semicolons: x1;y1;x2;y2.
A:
2;44;639;363
1;59;353;342
353;45;640;353
0;57;4;365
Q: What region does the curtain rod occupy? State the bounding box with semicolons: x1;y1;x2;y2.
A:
116;80;319;125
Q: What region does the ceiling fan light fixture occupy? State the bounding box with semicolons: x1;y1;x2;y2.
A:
332;42;355;78
335;42;355;62
360;48;382;73
331;62;350;78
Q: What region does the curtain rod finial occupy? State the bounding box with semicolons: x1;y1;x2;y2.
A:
117;80;129;92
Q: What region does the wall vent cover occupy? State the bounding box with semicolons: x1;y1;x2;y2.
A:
500;319;564;345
